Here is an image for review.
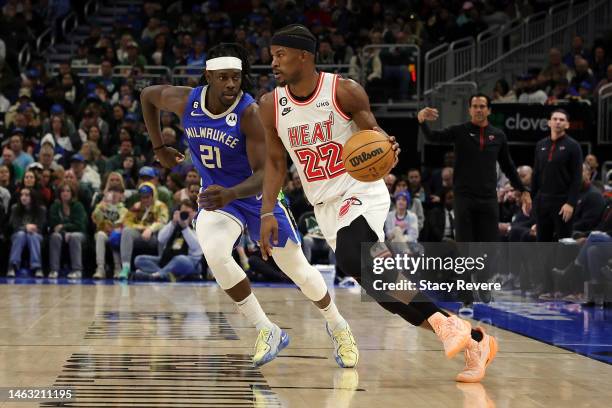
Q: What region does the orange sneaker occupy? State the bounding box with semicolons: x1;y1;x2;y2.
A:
456;327;498;383
428;313;472;359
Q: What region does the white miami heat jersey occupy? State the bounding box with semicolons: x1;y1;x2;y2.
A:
275;72;364;204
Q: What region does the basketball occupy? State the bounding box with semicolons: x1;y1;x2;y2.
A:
342;130;395;182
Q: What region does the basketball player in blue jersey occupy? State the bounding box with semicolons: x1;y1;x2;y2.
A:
140;43;358;368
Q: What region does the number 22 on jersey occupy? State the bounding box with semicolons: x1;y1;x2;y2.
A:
200;145;222;169
295;141;345;182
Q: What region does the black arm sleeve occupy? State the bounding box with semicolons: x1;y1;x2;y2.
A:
497;134;526;192
567;143;583;207
420;122;459;144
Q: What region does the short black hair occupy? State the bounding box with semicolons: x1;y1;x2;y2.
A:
550;108;570;120
469;93;491;108
179;198;197;211
200;43;254;94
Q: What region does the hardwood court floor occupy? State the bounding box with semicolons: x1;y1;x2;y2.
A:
0;283;611;408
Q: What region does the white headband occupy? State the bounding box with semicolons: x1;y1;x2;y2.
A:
205;57;242;71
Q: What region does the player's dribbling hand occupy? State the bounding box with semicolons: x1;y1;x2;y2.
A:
260;216;278;260
198;185;237;211
155;145;185;168
373;126;401;168
417;107;439;123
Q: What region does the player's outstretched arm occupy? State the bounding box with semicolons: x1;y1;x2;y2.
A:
140;85;192;168
336;78;400;165
258;91;286;259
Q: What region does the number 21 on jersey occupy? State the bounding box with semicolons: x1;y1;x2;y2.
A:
295;141;345;182
200;145;222;168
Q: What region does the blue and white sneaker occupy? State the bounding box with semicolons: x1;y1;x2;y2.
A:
252;324;289;367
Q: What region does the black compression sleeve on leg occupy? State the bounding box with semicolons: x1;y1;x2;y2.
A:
408;291;449;319
336;216;438;327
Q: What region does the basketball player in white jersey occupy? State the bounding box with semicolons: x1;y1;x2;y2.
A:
141;43;358;369
260;25;498;382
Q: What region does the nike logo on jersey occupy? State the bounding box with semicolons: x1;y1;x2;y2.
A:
190;111;207;117
255;194;263;201
281;107;293;116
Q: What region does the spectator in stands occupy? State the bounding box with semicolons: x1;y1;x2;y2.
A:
121;155;139;190
92;184;127;279
564;35;590;69
70;153;101;191
0;164;14;193
595;62;612;94
330;32;354;65
133;199;202;281
317;38;335;64
284;168;312;222
6;131;34;170
116;33;135;64
173;167;199;204
573;163;606;235
492;79;516;103
7;187;46;278
124;42;148;67
35;143;61;172
125;166;173;210
517;165;533;189
407;168;429;203
2;146;24;182
48;182;88;279
186;38;207;67
585;154;599;182
94;60;121;96
79;108;109;144
385;191;419;243
298;210;335;266
64;169;94;213
538;48;569;88
546;78;570;104
141;16;162;42
149;33;174;67
517;73;548;104
107;137;135;171
384;173;397;195
119;182;169;279
591;46;609;83
425;188;456;242
576;80;594;105
432;167;453;202
570;57;595;90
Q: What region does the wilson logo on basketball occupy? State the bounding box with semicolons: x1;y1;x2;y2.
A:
348;148;385;168
338;197;362;217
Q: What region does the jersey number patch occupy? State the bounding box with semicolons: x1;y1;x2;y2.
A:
200;145;222;169
295;141;345;182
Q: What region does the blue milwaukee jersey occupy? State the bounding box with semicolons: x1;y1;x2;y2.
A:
182;86;256;203
182;86;299;246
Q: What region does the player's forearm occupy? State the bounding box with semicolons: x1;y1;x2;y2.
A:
261;157;286;214
228;169;264;200
140;87;164;149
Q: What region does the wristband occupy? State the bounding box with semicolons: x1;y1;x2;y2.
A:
260;212;275;220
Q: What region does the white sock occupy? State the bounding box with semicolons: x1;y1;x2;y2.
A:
236;293;274;331
319;301;347;331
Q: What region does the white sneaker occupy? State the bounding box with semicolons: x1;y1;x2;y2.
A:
48;271;59;279
6;267;16;278
252;324;289;367
34;269;44;278
93;267;105;279
67;271;82;279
